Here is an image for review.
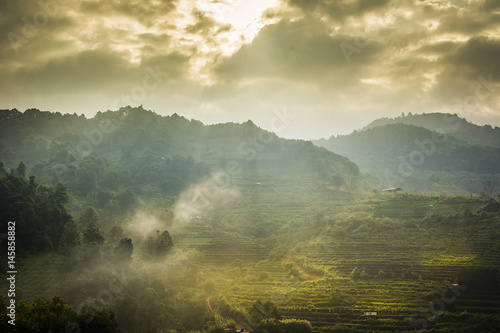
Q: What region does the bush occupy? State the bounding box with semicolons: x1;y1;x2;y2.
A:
254;318;312;333
282;319;313;333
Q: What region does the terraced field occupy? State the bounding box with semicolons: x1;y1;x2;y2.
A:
173;194;500;332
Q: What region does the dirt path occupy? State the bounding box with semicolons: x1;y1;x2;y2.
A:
283;251;292;265
207;293;247;331
206;295;216;315
307;273;321;281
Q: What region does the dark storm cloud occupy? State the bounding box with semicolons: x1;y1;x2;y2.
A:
2;47;190;96
215;17;383;85
0;0;191;96
430;36;500;100
482;0;500;11
449;36;500;74
435;3;500;35
0;0;75;56
6;48;135;94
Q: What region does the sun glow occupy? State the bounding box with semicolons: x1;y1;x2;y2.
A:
196;0;279;46
197;0;278;29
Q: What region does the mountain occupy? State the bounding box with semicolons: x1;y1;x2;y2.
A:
362;112;500;148
0;106;361;200
314;120;500;194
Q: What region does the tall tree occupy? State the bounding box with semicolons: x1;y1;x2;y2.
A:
79;206;99;226
144;230;173;260
58;219;81;254
79;170;97;198
114;238;133;266
83;222;105;245
15;161;27;178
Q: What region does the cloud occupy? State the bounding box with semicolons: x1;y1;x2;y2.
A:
199;0;500;136
448;36;500;75
78;0;178;27
428;35;500;115
0;0;499;137
214;17;383;85
286;0;391;21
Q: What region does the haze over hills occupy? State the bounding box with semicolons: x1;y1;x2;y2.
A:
362;112;500;148
2;108;499;197
314;113;500;194
2;107;500;333
2;0;500;331
0;106;361;198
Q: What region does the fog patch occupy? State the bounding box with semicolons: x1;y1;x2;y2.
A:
174;172;241;223
127;211;165;239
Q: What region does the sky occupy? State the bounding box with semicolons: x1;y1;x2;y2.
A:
1;0;499;139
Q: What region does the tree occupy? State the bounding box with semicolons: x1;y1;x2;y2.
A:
109;225;124;240
481;180;496;196
80;206;99;226
58;219;81;254
79;170;97;197
11;295;119;333
144;230;173;260
83;222;105;245
157;230;173;256
329;173;344;188
15;161;27;178
248;300;281;330
350;267;366;280
253;319;282;333
159;209;174;226
117;189;137;212
281;319;313;333
50;183;69;209
329;288;355;307
114;238;133;266
0;161;7;176
249;304;311;333
15;295;78;332
78;306;120;333
0;171;73;253
101;170;120;190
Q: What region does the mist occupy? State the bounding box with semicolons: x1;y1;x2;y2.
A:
127;211;166;239
174;173;241;224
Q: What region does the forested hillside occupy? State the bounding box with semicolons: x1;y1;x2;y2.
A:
314;119;500;194
0;106;361;220
362;112;500;148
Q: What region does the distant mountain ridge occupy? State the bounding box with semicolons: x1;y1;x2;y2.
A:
316;123;500;174
314;113;500;194
362;112;500;148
